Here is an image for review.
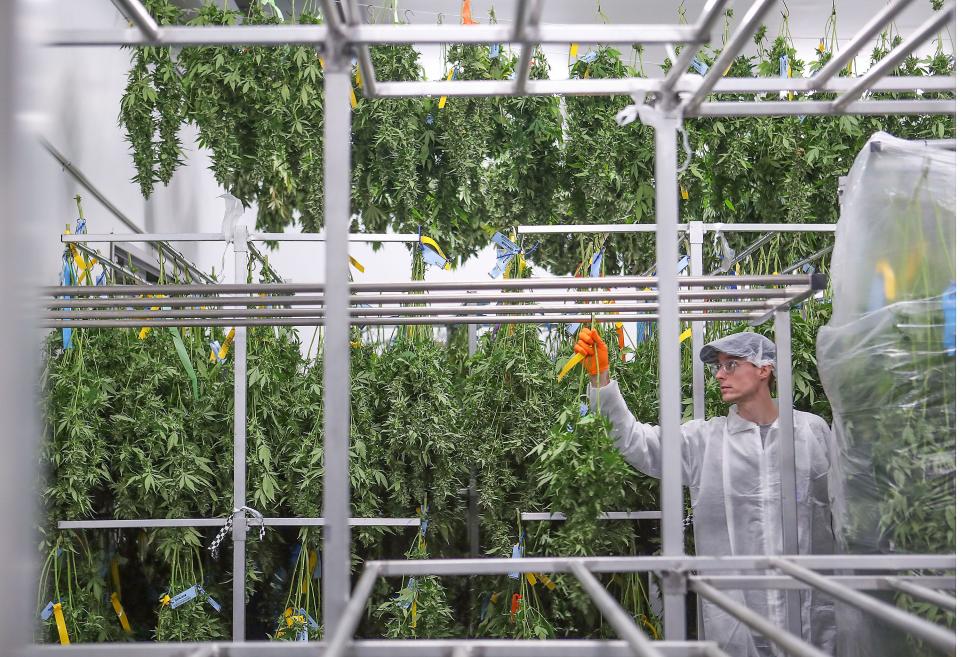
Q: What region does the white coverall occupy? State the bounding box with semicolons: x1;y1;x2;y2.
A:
589;380;836;657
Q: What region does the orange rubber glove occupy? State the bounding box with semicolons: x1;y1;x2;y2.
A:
574;328;609;377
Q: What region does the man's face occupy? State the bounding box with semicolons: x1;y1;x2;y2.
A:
713;353;771;403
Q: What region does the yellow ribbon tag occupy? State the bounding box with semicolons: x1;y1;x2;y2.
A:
349;87;358;109
350;340;362;348
438;68;454;109
680;186;689;201
349;255;365;273
355;68;362;89
569;43;579;60
138;294;166;339
525;573;537;586
557;352;585;382
679;328;692;344
219;328;236;360
537;574;557;590
876;260;897;301
110;593;133;633
410;600;418;628
160;594;171;607
53;602;70;645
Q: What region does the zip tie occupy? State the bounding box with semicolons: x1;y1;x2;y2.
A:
209;506;266;559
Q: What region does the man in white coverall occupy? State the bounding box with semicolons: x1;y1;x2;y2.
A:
576;329;836;657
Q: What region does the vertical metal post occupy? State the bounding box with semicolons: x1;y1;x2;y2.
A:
322;41;353;637
232;224;249;641
653;109;687;641
1;0;40;654
689;221;706;420
774;309;802;637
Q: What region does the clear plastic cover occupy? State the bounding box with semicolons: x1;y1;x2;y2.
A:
816;132;956;657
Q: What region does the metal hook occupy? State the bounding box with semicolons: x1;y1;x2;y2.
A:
365;4;375;24
404;8;413;23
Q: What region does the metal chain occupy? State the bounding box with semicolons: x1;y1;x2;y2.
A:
208;506;266;559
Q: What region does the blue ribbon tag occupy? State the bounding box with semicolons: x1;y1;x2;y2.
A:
480;592;492;620
579;403;588;417
489;43;500;59
169;585;200;609
581;51;598;64
290;543;302;566
425;113;434;125
206;595;222;613
943;283;956;355
421;244;449;270
488;232;538;278
313;553;322;579
296;630;308;641
637;322;652;343
566;323;580;336
677;255;690;274
779;54;789;78
400;578;417;609
420;518;429;536
61;256;74;350
691;58;708;75
41;601;55;620
209;340;224;363
589;248;605;278
75;217;86;234
801;263;815;274
508;543;523;579
301;609;320;629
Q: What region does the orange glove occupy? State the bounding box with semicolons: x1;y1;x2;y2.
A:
574;328;609;376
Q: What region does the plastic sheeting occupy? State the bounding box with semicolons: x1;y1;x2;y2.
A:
816;133;956;657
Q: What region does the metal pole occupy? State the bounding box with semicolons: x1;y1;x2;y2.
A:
231;225;249;641
323;564;383;657
1;0;40;654
805;0;915;90
683;0;778;112
832;3;956;112
689;580;831;657
322;38;353;638
772;558;957;656
885;577;957;611
689;221;705;420
650;108;686;640
774;310;802;638
569;562;665;657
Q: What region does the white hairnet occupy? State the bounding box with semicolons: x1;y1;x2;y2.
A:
700;332;776;368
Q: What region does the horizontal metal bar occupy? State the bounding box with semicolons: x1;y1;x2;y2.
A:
522;511;662;521
371;75;956;99
570;561;664;657
44;287;811;309
370;554;956;577
373;78;663;98
58;517;419;530
62;232;422;244
42;312;760;329
45;274;820;296
48;22;703;48
692;575;957;591
44;301;777;320
886;577;957;610
692;99;956;117
25;640;721;657
517;223;837;235
771;558;957;655
689;579;831;657
47;25;330;46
